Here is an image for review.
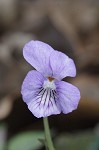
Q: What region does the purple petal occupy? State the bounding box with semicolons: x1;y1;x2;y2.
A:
27;88;61;118
56;81;80;114
21;70;61;118
21;70;45;103
50;50;76;80
23;40;54;77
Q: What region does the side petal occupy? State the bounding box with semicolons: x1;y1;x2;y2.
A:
27;88;61;118
23;40;54;77
50;50;76;80
21;70;45;103
56;81;80;114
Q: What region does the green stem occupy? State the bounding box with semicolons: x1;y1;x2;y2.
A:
43;117;55;150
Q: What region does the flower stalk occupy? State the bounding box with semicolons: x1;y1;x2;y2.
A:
43;117;55;150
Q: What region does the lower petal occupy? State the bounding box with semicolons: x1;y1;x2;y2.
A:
27;88;61;118
56;81;80;114
21;70;45;103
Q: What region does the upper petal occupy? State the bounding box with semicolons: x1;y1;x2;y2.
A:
23;40;54;77
56;81;80;114
21;70;45;103
50;50;76;80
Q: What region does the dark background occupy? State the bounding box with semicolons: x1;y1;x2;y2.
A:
0;0;99;150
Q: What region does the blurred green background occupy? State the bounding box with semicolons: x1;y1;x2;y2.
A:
0;0;99;150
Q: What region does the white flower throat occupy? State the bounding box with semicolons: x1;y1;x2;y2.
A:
30;76;58;116
43;79;56;90
35;78;57;108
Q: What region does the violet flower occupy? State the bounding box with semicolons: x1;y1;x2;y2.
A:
21;41;80;118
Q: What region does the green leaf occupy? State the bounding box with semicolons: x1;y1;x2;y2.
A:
7;131;44;150
88;134;99;150
55;131;95;150
38;138;45;144
0;123;7;150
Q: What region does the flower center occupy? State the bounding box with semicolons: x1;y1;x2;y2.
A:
48;77;54;81
43;78;56;90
